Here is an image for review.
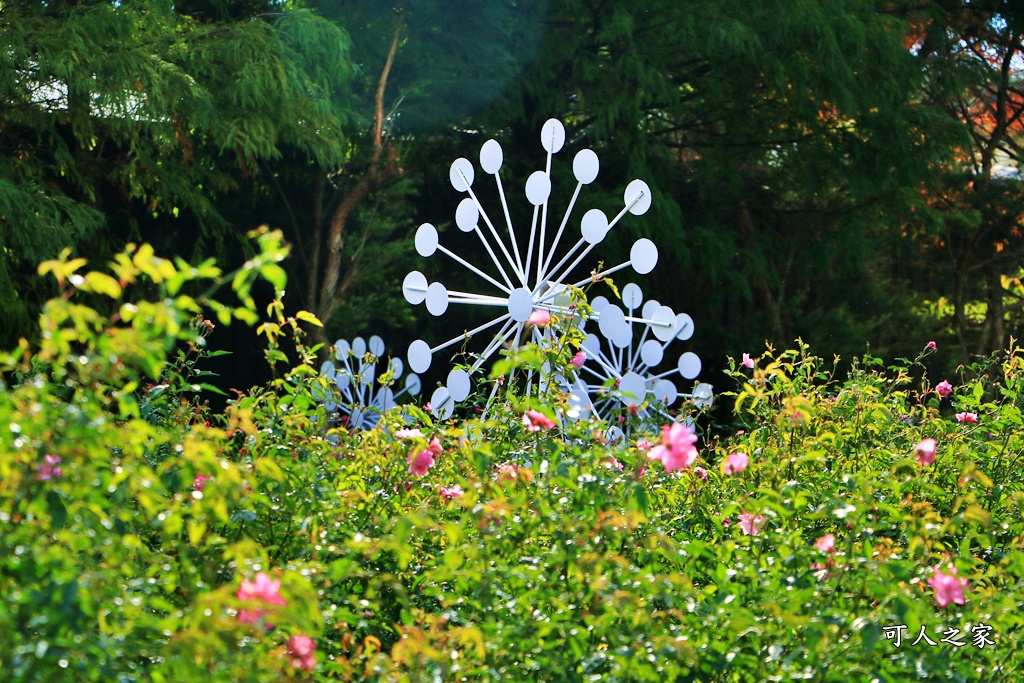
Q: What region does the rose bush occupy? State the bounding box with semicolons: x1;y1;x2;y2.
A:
1;242;1023;681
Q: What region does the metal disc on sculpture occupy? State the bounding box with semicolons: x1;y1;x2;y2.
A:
408;340;432;373
425;282;449;316
450;158;474;191
456;199;479;232
573;149;599;184
480;139;503;174
691;383;714;408
622;283;643;309
403;271;428;305
678;352;702;379
430;386;455;420
630;239;658;275
415;224;439;257
447;369;472;402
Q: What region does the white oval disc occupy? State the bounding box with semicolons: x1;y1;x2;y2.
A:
598;304;627;340
320;360;336;378
630;238;658;274
651;305;677;342
691;383;714;408
456;198;479;233
611;324;633;349
573;149;599;184
582;332;602;355
415;223;439;257
379;387;396;412
402;271;428;305
449;158;474;191
405;373;422;396
507;288;534;322
641;300;660;319
426;282;449;316
408;339;432;374
368;335;385;356
525;171;551;206
605;426;625;445
567;378;592;420
334;371;350;392
654;379;678;405
619;372;647;408
390;357;404;378
352;336;367;357
678;352;702;380
581;208;609;244
335;338;351;359
540;118;566;153
640;339;664;367
674;313;695;340
480;139;503;174
622;283;643;309
590;295;610;314
446;368;472;402
624;179;652;215
430;386;455;419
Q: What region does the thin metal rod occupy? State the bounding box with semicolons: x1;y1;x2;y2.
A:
495;174;526;285
430;313;512;354
460;168;522;287
523;205;539;289
539;182;582;283
436;244;511;294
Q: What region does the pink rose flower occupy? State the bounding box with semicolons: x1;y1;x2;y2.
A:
738;512;765;536
395;428;424;439
722;452;749;475
192;473;210;491
286;634;317;672
236;572;287;607
694;466;708;480
742;353;755;369
927;341;937;349
935;380;953;398
571;351;586;369
522;409;556;432
647;422;699;473
916;437;937;466
927;565;968;608
407;447;438;476
815;533;836;553
956;412;978;424
37;454;63;481
497;463;518;482
439;484;464;502
527;309;551;326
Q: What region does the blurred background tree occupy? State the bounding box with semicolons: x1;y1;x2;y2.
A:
3;0;1022;400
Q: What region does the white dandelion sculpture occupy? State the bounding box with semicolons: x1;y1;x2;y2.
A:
319;335;422;430
403;117;677;418
565;284;714;427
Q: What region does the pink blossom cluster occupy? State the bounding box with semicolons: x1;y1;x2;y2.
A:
286;634;317;671
928;565;968;608
407;437;442;476
522;409;556;432
722;452;748;475
236;572;287;626
439;484;464;502
37;454;62;481
647;423;698;472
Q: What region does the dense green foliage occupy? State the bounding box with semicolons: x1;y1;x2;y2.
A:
2;241;1022;681
2;0;1021;383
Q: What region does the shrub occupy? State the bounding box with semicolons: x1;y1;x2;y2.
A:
2;242;1022;681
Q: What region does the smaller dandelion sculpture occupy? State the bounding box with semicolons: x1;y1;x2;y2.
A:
319;336;422;430
564;284;713;434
